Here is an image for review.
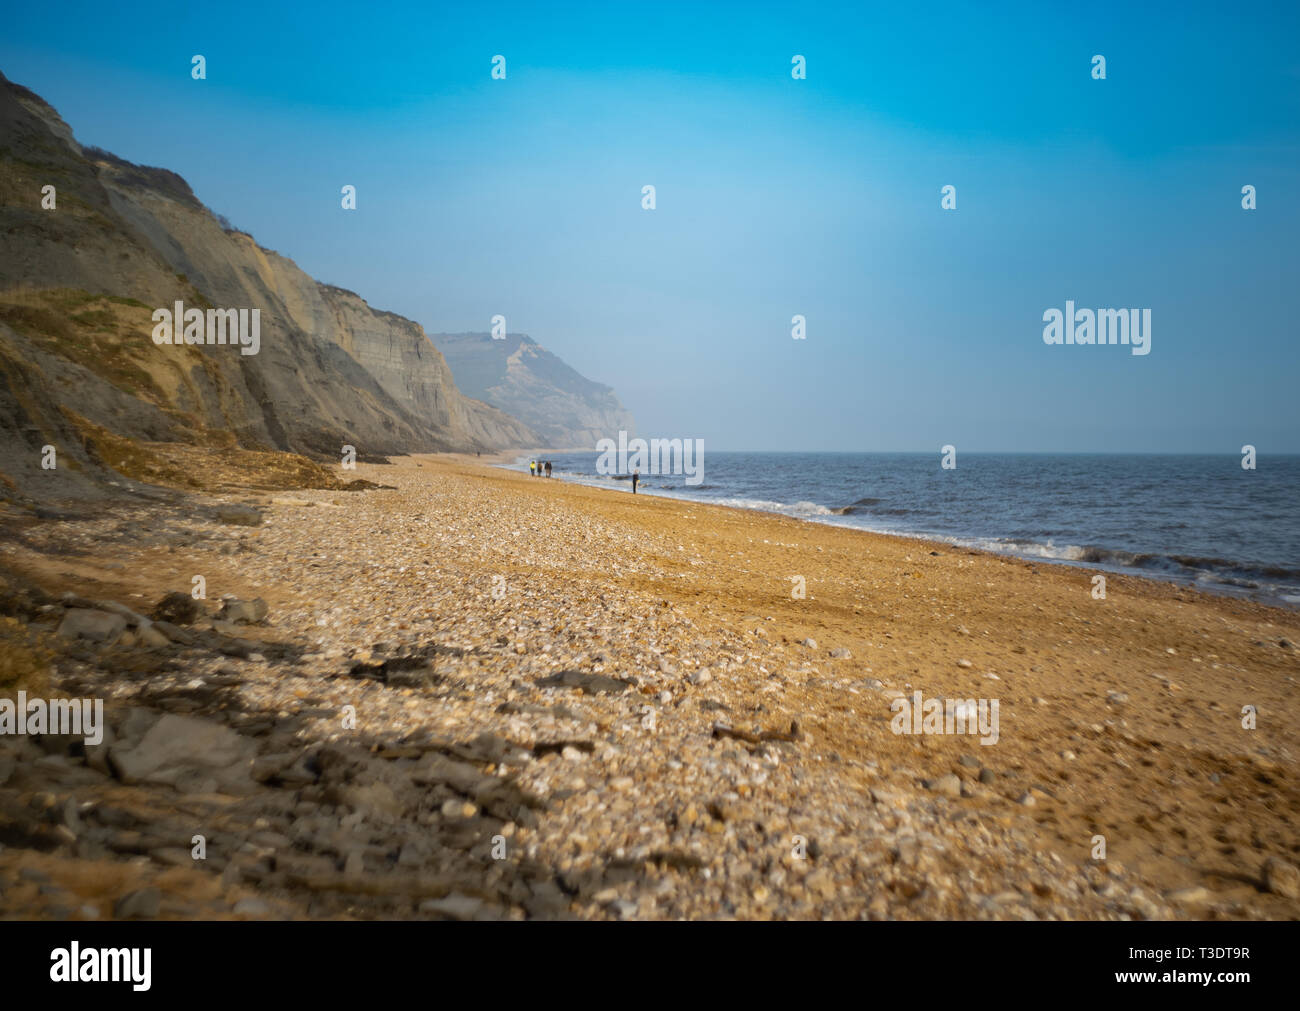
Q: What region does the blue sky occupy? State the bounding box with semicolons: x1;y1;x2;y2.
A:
3;1;1298;451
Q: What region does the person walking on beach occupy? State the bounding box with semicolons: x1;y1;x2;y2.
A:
632;468;639;494
545;461;552;478
529;460;536;477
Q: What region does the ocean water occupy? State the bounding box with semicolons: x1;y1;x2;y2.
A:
510;452;1300;606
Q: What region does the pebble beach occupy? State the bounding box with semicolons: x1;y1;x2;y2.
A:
2;453;1298;920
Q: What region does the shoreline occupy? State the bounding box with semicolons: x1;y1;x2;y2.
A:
488;456;1300;611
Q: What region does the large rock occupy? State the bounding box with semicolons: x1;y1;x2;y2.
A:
56;608;126;644
108;714;257;792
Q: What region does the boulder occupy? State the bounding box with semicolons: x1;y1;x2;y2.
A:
108;714;256;792
56;609;126;645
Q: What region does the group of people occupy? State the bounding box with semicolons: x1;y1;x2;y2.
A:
527;458;640;494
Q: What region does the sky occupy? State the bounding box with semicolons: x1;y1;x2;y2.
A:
2;1;1298;452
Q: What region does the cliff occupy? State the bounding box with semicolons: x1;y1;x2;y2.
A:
431;332;635;450
0;71;535;498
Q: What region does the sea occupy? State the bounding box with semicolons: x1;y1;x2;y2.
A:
509;451;1300;607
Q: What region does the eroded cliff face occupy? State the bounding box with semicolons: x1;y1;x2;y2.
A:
318;286;537;456
0;69;534;499
432;332;636;450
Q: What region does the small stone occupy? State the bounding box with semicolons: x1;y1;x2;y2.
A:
706;799;736;822
114;888;161;920
1128;890;1163;920
1262;857;1300;899
1017;792;1037;806
221;598;268;624
232;897;273;917
829;648;851;659
440;799;477;819
689;669;711;686
215;505;262;526
925;774;962;797
1107;691;1129;705
536;669;628;694
805;869;837;900
956;658;973;669
151;592;202;625
420;893;485;920
801;638;818;649
893;836;920;866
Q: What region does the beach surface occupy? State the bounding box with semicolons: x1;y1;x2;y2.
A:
2;453;1298;920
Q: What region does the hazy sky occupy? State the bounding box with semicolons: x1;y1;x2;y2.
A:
3;1;1298;451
